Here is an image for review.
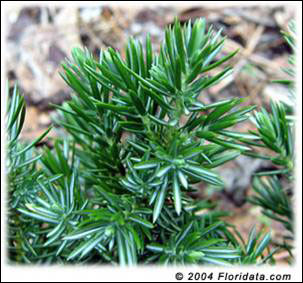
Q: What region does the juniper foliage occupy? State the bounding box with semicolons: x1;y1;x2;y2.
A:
6;17;287;266
242;21;295;256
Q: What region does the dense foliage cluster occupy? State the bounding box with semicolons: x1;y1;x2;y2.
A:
6;18;295;265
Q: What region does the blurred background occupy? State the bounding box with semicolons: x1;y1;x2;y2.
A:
5;3;295;264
